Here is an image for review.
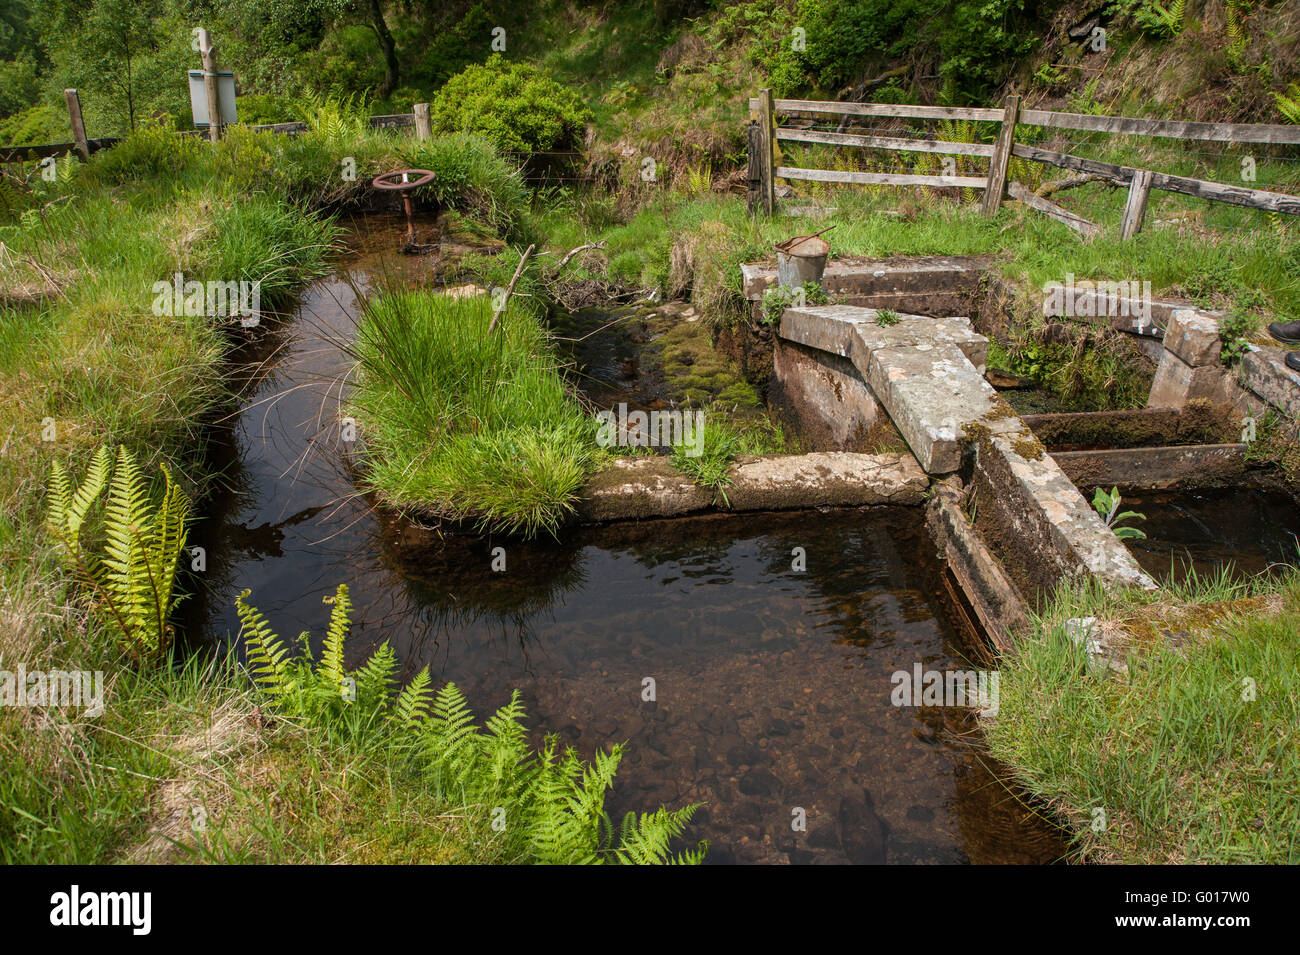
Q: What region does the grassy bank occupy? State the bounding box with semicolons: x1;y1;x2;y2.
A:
2;122;703;863
985;570;1300;863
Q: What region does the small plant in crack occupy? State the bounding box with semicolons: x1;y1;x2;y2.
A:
1092;486;1147;540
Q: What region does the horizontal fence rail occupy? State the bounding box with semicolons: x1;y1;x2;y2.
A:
0;137;118;164
747;89;1300;237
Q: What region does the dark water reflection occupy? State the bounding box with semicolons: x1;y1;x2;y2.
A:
186;225;1066;864
1122;486;1300;584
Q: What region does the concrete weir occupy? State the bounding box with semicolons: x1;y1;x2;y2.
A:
758;269;1157;620
575;451;928;522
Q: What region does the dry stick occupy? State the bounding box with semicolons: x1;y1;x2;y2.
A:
487;243;535;334
553;240;605;273
1035;173;1105;198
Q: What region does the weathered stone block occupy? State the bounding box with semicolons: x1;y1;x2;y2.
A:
865;342;998;473
1163;309;1222;366
1147;350;1228;409
973;434;1156;594
1239;346;1300;419
771;339;884;450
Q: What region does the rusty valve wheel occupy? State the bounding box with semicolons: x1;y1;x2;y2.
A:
371;168;436;191
371;168;436;249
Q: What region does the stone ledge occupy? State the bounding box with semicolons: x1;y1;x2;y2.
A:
779;304;986;369
865;342;999;473
742;254;991;302
982;433;1157;592
573;451;927;523
1239;346;1300;419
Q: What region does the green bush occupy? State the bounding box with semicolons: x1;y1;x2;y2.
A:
402;132;529;235
768;0;1038;101
428;54;592;156
84;123;205;186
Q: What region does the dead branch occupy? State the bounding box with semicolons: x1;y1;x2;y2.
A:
487;243;535;334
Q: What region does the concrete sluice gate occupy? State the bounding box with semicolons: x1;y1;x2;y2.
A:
741;255;1300;648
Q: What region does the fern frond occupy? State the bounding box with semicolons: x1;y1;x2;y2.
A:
393;666;434;729
318;583;351;698
354;641;397;704
613;804;705;865
236;588;293;696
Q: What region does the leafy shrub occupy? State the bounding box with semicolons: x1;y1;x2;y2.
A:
236;584;706;864
1219;307;1259;364
428;55;592;156
760;281;828;325
403;133;529;235
47;446;190;663
766;0;1038;101
85;123;205;186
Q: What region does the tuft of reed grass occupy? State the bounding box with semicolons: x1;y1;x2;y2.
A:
348;287;599;537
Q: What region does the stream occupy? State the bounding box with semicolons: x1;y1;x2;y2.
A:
184;218;1066;864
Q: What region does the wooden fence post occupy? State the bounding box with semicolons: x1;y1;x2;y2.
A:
198;29;222;144
1120;168;1154;239
746;120;762;212
756;88;776;215
413;102;432;141
981;93;1020;217
64;89;89;160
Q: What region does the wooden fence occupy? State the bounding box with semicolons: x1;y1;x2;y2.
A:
747;89;1300;237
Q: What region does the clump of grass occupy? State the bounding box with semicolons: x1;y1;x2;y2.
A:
348;288;599;537
985;568;1300;863
670;414;783;505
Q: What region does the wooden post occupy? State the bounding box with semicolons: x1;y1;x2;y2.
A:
981;93;1020;217
198;29;222;144
413;102;432;141
755;89;776;216
64;89;89;160
746;120;762;212
1120;168;1154;239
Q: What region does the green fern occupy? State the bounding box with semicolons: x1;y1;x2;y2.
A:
317;584;351;699
232;585;707;864
1273;85;1300;125
235;589;294;697
47;445;190;663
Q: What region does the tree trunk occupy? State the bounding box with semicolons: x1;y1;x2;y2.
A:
367;0;399;96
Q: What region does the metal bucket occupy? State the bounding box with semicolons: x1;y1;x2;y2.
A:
775;235;830;288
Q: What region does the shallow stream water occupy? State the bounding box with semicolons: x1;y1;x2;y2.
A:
185;220;1066;864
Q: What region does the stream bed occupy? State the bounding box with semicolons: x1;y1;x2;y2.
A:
186;223;1065;864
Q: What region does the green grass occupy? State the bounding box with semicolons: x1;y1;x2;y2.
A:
670;415;784;506
348;288;601;538
985;569;1300;863
0;125;346;864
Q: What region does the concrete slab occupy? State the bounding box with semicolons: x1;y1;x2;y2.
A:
1239;345;1300;419
925;484;1028;651
574;452;927;522
973;433;1157;593
865;342;999;473
742;254;991;302
771;340;885;451
1051;444;1247;490
779;304;987;370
